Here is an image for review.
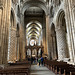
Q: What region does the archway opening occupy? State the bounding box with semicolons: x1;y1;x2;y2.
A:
56;10;69;61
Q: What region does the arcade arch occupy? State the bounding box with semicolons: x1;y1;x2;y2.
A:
21;0;48;15
56;10;69;61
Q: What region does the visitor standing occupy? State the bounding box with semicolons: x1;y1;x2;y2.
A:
41;57;44;66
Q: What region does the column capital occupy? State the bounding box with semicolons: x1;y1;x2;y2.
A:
55;26;64;32
45;14;50;18
20;13;24;16
55;28;61;31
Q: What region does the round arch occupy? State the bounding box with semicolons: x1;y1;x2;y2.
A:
56;9;65;28
21;0;48;15
55;9;69;60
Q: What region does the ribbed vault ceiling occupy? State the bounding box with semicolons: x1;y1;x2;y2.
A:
23;0;45;44
26;22;42;40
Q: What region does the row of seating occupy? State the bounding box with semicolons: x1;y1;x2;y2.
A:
9;61;31;66
44;60;75;75
0;61;31;75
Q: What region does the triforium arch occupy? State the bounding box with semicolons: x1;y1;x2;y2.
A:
50;23;58;60
50;6;54;18
55;9;69;61
17;5;20;18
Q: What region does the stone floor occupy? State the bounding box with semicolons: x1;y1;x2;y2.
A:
30;65;56;75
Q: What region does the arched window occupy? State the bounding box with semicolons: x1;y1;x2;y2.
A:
10;10;14;27
16;23;20;37
17;5;20;18
50;6;54;17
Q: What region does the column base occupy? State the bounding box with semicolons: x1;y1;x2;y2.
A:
57;58;70;62
67;61;75;65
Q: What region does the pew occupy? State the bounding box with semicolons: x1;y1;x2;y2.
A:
63;69;75;75
44;59;75;75
70;72;75;75
0;68;29;75
58;65;75;75
9;61;31;66
44;59;67;73
0;61;31;75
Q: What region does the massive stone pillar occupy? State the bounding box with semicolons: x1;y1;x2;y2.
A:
46;15;49;54
8;28;17;62
72;7;75;64
42;14;46;55
42;27;46;54
68;0;75;64
56;28;69;60
64;0;75;64
0;8;2;64
20;14;26;60
8;8;17;62
0;0;11;64
19;25;25;61
46;15;51;58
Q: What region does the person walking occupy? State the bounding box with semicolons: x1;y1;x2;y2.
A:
38;58;41;66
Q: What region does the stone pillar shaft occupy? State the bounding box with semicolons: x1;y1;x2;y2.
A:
0;0;11;64
65;0;75;63
46;15;50;55
16;37;19;61
0;8;2;64
51;36;57;59
68;0;75;64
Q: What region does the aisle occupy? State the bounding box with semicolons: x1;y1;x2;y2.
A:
30;65;55;75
